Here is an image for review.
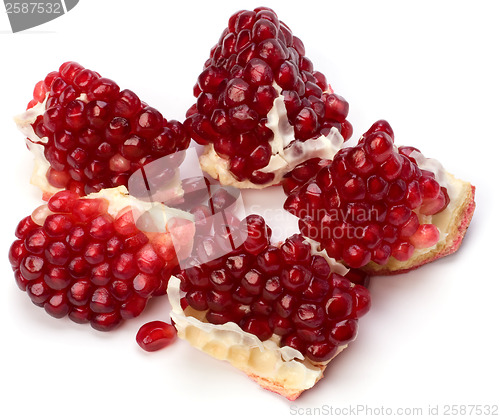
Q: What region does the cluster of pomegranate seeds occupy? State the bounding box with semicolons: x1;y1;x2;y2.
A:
8;190;173;331
282;157;331;196
176;214;370;363
27;61;190;196
136;321;177;352
185;7;352;184
284;120;451;268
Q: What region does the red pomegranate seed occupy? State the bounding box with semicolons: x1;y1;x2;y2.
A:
306;342;338;363
44;292;70;318
136;321;177;352
91;311;122;331
328;319;358;345
409;224;440;249
240;315;273;341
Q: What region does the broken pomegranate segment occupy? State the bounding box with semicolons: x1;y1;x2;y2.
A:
185;7;351;188
15;61;190;199
168;214;370;400
8;186;195;331
283;120;476;273
136;321;177;352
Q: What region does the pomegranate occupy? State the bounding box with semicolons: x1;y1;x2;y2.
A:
15;61;190;200
136;321;177;352
283;120;476;273
185;7;351;188
168;215;370;400
8;187;195;331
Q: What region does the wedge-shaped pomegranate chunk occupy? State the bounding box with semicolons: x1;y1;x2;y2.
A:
8;186;195;331
15;62;190;199
283;120;476;274
185;7;352;188
168;215;370;400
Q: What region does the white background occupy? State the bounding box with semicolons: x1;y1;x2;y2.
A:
1;1;499;418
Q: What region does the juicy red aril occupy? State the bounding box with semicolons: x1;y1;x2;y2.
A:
241;269;265;295
69;306;91;324
328;319;358;345
366;119;395;139
293;303;325;328
133;273;160;298
242;214;269;255
26;280;51;305
45;242;70;265
280;234;312;264
44;292;70;318
296;327;325;344
21;255;45;280
256;246;282;275
87;78;120;101
187;7;352;183
185;262;210;288
60;62;84;84
185;289;209;311
325;291;353;319
306;342;338;363
364;132;394;163
112;253;138;280
281;265;312;292
136;321;177;352
302;277;331;301
281;333;305;353
91;311;122;331
9;240;27;269
294;107;318;140
352;284;371;317
68;280;92;305
269;314;293;335
177;214;369;362
240;315;273;341
284;120;449;268
210;269;234;291
10;191;170;331
244;58;273;85
206;289;233;312
26;62;189;196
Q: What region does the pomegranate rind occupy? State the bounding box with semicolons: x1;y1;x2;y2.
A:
199;92;344;189
363;173;475;275
167;241;352;400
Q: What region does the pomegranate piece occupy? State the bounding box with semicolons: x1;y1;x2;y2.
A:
284;120;476;273
136;321;177;352
8;187;194;331
15;62;190;199
168;214;370;400
186;7;352;189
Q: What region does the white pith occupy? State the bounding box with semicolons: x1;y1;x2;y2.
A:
199;85;344;189
167;239;351;394
87;185;194;226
